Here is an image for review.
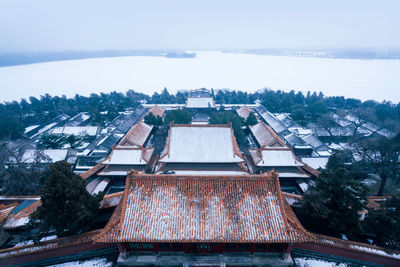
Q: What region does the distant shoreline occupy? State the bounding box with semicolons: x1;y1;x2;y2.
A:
1;49;399;67
0;51;399;103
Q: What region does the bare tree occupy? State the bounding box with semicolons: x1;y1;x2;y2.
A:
353;134;400;196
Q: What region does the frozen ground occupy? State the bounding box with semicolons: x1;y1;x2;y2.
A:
0;51;399;102
294;257;349;267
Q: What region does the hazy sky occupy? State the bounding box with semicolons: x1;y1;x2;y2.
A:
1;0;399;52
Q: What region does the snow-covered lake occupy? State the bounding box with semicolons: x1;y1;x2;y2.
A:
0;51;399;102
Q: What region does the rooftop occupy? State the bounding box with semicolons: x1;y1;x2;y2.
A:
21;149;68;163
160;124;244;164
101;148;153;166
50;126;98;136
236;105;251;120
96;172;314;244
117;121;153;148
249;148;304;167
148;105;165;118
185;97;216;108
249;122;285;148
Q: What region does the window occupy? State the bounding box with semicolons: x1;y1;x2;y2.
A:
142;243;153;249
129;243;141;249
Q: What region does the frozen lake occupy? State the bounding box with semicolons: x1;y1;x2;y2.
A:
0;51;399;102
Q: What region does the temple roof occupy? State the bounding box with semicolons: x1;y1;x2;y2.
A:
96;172;314;244
249;148;304;167
148;105;165;118
185;97;216;108
0;203;18;223
118;121;153;148
3;200;41;229
160;124;244;164
101;148;153;166
236;105;251;120
249;122;285;148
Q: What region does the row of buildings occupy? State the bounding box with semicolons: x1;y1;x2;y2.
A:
2;92;397;266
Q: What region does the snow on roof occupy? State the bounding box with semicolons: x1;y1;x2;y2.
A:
316;151;331;157
148;105;165;118
65;112;90;126
102;149;147;165
24;125;40;134
4;200;41;229
160;125;244;163
185;97;216;108
315;234;400;261
99;192;124;209
96;173;314;244
288;127;313;136
301;134;327;150
236;105;251;120
117;121;153;147
249;122;285;148
21;149;68;163
51;126;98;136
275;113;299;128
252;149;304;167
0;203;18;223
92;180;109;195
30;122;58;138
161;170;249;175
284;132;306;146
256;107;288;134
301;157;329;169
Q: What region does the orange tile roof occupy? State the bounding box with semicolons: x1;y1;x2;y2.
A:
99;192;124;209
0;229;101;260
148;105;165;118
96;171;314;243
0;203;18;223
236;105;251;120
80;163;106;179
118;121;153;147
249;122;285;148
3;200;41;229
314;234;400;260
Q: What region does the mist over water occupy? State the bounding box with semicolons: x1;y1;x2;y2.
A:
0;51;399;102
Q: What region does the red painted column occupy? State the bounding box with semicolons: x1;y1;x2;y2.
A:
117;242;129;259
283;243;293;259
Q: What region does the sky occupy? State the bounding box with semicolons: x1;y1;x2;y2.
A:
1;0;400;52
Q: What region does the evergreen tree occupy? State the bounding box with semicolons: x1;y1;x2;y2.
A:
0;146;45;196
0;115;24;140
144;113;156;125
363;195;400;250
164;109;192;124
295;163;368;240
245;112;258;126
144;113;163;126
37;134;67;149
209;111;244;143
65;134;83;149
30;161;101;237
